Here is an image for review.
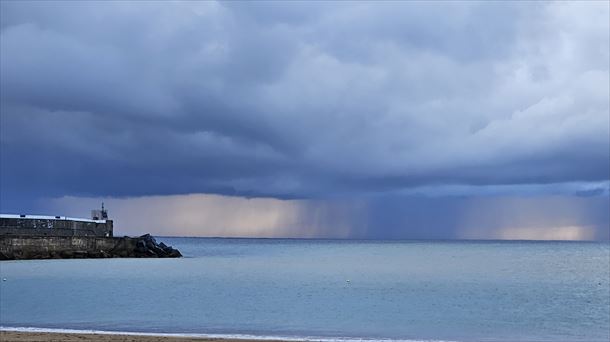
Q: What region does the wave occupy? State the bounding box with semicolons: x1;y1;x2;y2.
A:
0;326;457;342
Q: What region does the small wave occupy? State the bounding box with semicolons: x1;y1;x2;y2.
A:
0;326;457;342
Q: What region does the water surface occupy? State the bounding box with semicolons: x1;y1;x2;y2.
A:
1;238;608;342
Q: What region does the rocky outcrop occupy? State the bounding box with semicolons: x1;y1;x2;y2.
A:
133;234;182;258
0;234;182;260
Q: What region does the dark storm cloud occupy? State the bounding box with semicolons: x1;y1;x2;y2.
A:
1;1;609;207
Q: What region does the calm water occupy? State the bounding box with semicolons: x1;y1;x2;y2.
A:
1;238;609;342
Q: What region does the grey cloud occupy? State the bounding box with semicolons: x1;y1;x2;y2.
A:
1;1;608;208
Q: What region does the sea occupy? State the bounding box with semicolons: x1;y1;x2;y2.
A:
1;238;609;342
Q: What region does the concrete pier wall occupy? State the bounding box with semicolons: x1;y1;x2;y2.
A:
0;217;113;237
0;235;181;260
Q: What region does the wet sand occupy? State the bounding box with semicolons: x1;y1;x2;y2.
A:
0;331;299;342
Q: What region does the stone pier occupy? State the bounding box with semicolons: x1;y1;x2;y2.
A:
0;234;182;260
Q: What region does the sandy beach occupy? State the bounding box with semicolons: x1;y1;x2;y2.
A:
0;331;297;342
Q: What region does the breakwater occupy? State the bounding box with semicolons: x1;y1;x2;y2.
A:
0;214;113;237
0;234;181;260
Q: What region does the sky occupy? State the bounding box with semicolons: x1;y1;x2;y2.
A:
0;1;608;240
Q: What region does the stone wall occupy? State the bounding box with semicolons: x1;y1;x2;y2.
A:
0;235;181;260
0;218;113;237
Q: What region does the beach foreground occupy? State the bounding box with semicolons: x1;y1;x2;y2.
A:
0;331;294;342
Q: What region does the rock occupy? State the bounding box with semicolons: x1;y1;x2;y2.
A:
135;240;150;256
131;235;181;258
140;234;157;245
149;244;166;257
167;248;182;258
